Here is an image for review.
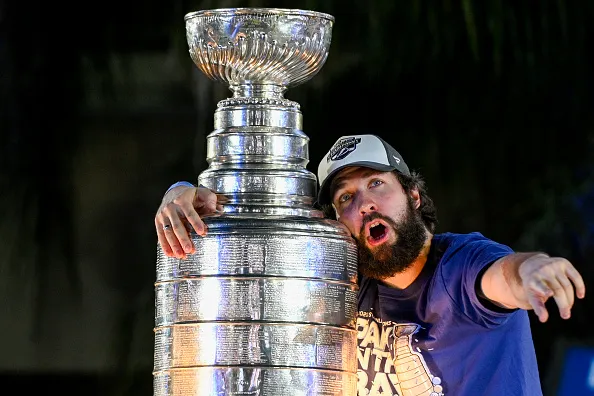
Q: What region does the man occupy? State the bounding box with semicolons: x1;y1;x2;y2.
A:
155;134;586;395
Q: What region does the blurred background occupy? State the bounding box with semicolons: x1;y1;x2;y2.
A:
1;0;593;395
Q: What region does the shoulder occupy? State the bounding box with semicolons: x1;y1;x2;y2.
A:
433;231;492;245
432;231;496;254
431;231;514;266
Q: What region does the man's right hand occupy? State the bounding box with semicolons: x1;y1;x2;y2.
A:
154;185;223;259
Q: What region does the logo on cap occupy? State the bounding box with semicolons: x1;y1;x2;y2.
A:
327;137;362;162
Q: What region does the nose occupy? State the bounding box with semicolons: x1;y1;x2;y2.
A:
357;194;377;216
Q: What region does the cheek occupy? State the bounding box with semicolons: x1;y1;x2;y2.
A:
337;210;359;237
339;220;357;237
335;219;352;235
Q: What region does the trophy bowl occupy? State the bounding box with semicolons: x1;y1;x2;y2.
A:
184;8;334;96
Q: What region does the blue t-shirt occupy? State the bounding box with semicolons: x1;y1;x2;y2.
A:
356;232;542;396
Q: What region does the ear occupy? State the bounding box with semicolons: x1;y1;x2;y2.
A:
410;187;421;209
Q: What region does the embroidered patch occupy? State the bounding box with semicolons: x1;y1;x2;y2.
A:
327;137;362;162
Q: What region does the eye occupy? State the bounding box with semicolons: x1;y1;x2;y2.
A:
338;193;352;204
370;179;384;188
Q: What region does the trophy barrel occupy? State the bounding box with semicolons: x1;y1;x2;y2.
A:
154;218;358;396
154;8;357;396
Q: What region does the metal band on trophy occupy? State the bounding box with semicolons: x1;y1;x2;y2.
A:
153;8;359;395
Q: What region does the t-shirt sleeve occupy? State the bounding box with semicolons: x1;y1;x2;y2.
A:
439;232;516;328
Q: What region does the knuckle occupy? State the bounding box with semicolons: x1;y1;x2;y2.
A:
180;201;196;212
552;257;569;268
540;266;556;278
163;202;176;213
172;196;186;205
198;189;216;200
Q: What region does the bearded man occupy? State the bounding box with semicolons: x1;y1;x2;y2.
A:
155;134;586;396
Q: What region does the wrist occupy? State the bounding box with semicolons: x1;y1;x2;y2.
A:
165;181;195;194
163;181;195;201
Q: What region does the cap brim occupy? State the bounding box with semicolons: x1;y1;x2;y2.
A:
317;161;396;206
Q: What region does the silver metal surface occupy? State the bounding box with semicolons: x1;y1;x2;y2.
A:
155;278;357;326
154;368;357;396
153;323;357;371
206;129;308;167
185;8;334;94
154;8;357;396
213;107;302;130
156;218;358;283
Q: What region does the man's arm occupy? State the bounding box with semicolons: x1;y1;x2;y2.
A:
480;252;586;322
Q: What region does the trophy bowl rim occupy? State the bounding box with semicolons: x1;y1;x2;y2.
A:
184;7;335;23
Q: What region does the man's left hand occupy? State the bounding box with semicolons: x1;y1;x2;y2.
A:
518;254;586;323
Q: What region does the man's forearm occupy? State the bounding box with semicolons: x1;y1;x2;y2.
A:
480;252;548;309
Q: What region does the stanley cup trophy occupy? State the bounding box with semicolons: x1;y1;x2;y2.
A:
153;8;359;396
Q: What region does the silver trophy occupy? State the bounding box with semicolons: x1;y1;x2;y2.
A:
153;8;358;395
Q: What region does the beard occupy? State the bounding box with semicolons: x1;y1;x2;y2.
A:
356;196;428;280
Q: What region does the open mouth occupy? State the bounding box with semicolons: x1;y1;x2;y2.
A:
365;220;390;246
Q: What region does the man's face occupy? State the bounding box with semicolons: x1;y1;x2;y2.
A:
330;167;427;279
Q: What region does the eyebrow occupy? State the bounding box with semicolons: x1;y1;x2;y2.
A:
330;169;385;199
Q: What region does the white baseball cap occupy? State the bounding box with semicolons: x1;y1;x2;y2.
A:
316;134;411;205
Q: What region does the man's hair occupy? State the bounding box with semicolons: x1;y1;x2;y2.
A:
319;170;438;233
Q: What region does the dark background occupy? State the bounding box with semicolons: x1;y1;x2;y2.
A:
1;0;592;395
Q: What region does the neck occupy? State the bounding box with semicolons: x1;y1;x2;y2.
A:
380;232;433;290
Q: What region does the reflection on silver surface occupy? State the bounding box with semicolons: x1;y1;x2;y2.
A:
156;218;358;282
155;278;357;326
205;129;308;167
185;8;334;92
154;7;357;396
198;169;316;197
154;367;357;396
154;323;357;371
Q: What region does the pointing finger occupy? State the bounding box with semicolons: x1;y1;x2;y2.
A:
528;293;549;323
547;277;572;320
566;265;586;299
